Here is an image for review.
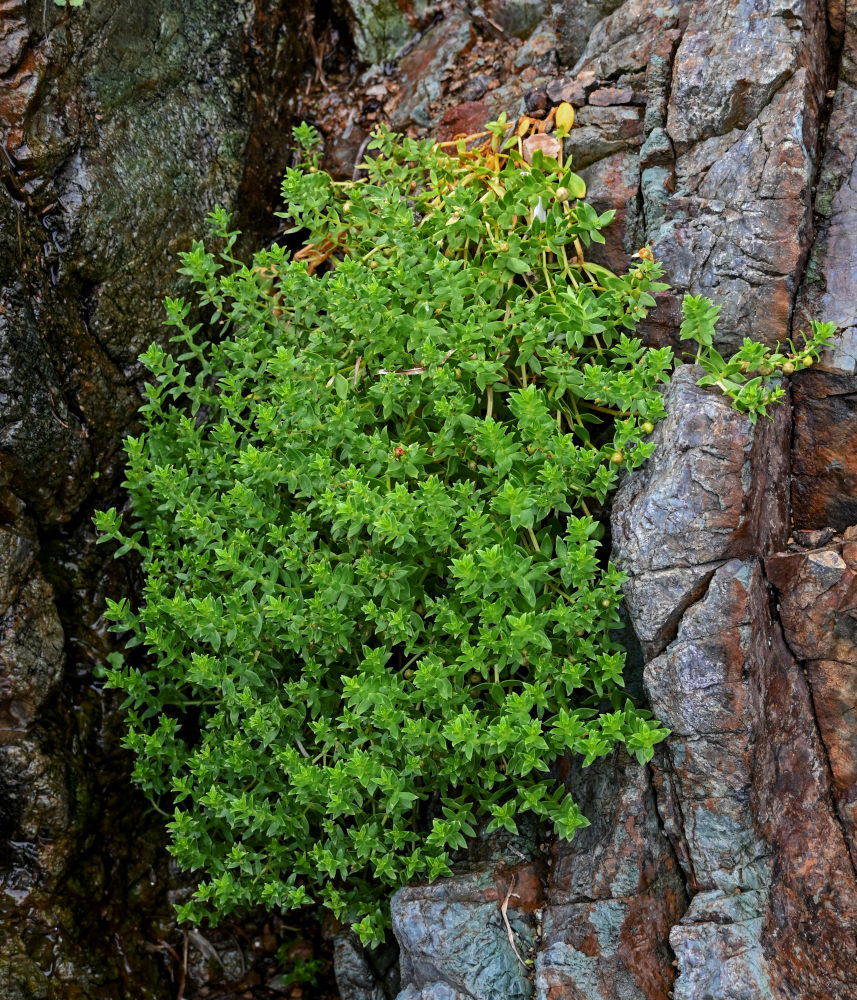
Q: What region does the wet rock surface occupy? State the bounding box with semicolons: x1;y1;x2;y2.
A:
0;0;328;997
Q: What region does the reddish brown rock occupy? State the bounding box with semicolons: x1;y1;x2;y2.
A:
588;86;637;106
436;101;493;143
766;537;857;664
388;13;474;131
766;532;857;866
754;594;857;1000
791;370;857;530
578;150;641;274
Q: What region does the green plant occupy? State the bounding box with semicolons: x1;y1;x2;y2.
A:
679;294;832;421
95;120;832;945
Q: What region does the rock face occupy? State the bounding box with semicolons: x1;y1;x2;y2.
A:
612;366;790;658
0;0;310;995
3;0;857;997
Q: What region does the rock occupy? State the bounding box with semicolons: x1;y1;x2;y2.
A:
0;572;64;732
0;0;313;992
512;23;558;75
389;12;474;131
524;87;549;116
670;889;773;1000
766;532;857;865
537;753;687;1000
791;370;857;530
323;122;370;181
668;1;810;154
397;983;474;1000
482;0;549;41
644;558;857;998
567;0;680;83
766;539;857;664
339;0;429;66
522;133;560;164
460;73;492;104
334;929;401;1000
793;84;857;373
546;70;596;108
612;366;790;656
578;150;642;274
644;561;773;894
588;86;637;106
639;0;829;352
392;855;541;1000
562;105;644;170
392;754;685;1000
842;1;857;87
437;101;492;143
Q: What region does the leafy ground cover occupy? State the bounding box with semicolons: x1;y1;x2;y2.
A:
96;117;832;944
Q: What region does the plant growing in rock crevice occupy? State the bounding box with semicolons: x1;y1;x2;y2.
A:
95;119;833;944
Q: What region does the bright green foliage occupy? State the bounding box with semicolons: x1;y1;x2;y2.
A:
95;122;830;944
680;294;834;422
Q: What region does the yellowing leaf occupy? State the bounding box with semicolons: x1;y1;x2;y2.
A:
555;103;575;133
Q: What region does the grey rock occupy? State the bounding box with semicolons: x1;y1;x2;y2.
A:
670;889;773;1000
397;983;474;1000
335;930;393;1000
619;563;723;658
340;929;402;1000
667;0;811;154
536;753;687;1000
554;0;625;67
644;560;773;893
641;0;829;352
639;126;673;169
568;0;680;83
563;105;643;170
612;366;789;655
392;861;536;1000
482;0;548;41
793;84;857;373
